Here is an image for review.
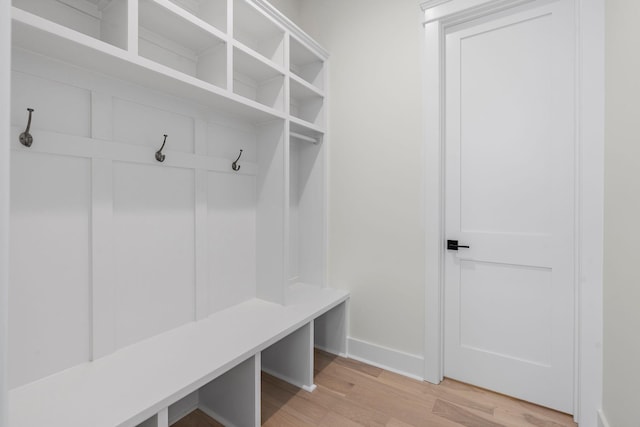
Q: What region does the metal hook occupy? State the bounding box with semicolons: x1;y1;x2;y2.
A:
232;149;243;171
155;134;168;162
19;108;34;147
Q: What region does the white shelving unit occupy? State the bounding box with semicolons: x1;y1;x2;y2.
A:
7;0;341;426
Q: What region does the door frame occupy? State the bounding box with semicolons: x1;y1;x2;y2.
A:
0;1;10;425
420;0;604;425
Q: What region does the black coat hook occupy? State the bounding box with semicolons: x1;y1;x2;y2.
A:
155;134;168;162
232;149;243;171
19;108;34;148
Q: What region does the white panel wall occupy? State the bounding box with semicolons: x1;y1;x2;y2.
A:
297;0;427;356
113;99;195;152
9;151;91;388
113;162;196;349
8;50;268;387
603;1;640;426
207;172;256;312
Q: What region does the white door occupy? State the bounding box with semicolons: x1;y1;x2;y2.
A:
443;0;575;414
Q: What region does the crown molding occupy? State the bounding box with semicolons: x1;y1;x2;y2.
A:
250;0;330;60
421;0;453;11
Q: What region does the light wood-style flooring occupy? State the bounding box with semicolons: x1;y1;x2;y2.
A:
173;349;577;427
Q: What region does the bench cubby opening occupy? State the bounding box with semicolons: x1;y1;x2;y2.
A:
262;322;315;392
314;301;348;357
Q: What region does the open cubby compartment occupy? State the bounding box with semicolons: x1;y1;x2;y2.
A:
289;129;325;288
139;0;227;89
314;302;348;357
136;355;260;427
233;47;285;111
290;36;324;91
166;0;227;33
233;0;285;66
262;322;315;391
12;0;129;50
290;77;324;127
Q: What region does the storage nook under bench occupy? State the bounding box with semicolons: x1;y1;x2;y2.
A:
7;0;343;426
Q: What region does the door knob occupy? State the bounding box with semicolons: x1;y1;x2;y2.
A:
447;240;470;251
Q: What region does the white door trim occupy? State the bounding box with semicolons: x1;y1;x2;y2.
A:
421;0;604;425
0;1;10;425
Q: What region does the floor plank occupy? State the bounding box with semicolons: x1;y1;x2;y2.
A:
172;349;577;427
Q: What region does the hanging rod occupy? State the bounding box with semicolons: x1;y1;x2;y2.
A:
290;132;320;144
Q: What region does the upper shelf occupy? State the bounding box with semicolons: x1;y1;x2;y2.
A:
234;0;285;66
290;36;324;91
166;0;227;33
11;7;284;124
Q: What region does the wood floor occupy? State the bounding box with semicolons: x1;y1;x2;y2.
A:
173;349;577;427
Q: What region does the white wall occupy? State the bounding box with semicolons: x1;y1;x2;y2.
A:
603;1;640;426
294;0;427;359
0;0;9;423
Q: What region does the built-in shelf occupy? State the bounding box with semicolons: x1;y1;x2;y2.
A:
290;36;324;91
233;46;285;111
234;0;285;66
12;0;129;50
167;0;227;33
11;7;284;123
290;117;324;142
139;0;227;89
290;77;324;127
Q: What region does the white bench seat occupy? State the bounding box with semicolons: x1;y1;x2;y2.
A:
9;284;349;427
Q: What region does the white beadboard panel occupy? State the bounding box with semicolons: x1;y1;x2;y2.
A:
113;162;195;349
206;121;257;165
9;151;91;388
11;70;91;138
207;171;256;313
113;97;195;153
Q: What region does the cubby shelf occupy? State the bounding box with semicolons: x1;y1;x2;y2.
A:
11;7;285;124
290;35;324;91
139;0;228;89
166;0;227;33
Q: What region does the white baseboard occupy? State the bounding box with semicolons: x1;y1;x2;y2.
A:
347;337;424;381
598;410;611;427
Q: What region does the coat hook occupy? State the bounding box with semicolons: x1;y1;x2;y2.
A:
232;149;243;171
19;108;34;148
155;134;168;162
